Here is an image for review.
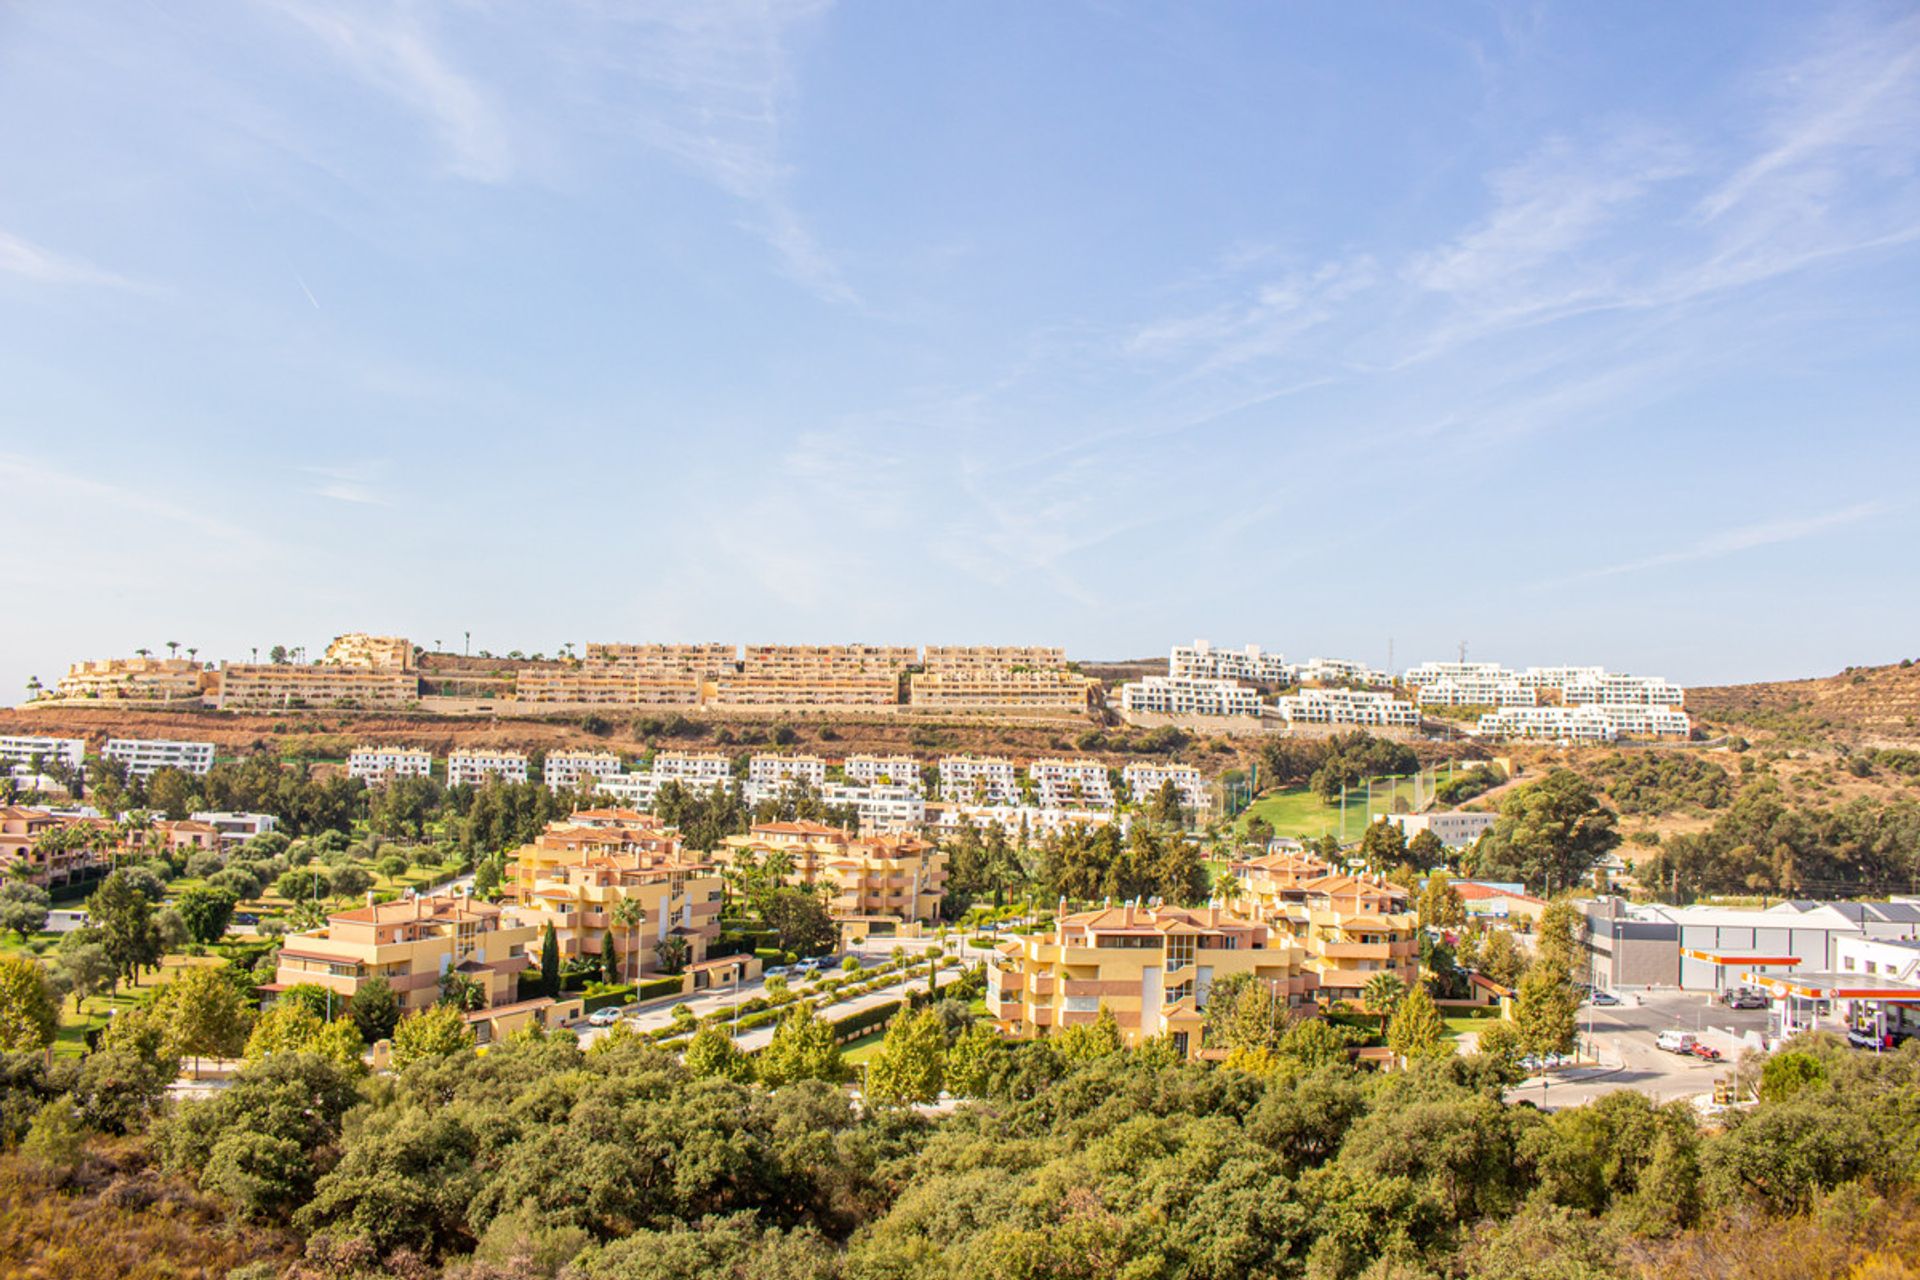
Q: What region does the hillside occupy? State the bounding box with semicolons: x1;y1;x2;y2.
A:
1690;659;1920;745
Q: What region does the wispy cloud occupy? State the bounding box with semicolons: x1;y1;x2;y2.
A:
1574;501;1888;581
522;1;852;303
269;1;514;182
0;229;132;288
303;464;390;506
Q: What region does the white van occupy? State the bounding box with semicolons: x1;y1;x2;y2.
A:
1656;1030;1697;1054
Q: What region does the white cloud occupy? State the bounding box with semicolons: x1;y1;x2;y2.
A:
269;1;514;182
0;229;131;288
1578;502;1888;581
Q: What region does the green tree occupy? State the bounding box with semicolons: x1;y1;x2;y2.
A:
159;964;252;1069
1055;1004;1125;1063
1514;962;1579;1059
0;955;59;1051
598;929;617;984
76;1006;179;1133
866;1007;947;1105
278;983;334;1020
1406;827;1449;871
1278;1015;1357;1069
246;1002;365;1066
610;897;645;984
1470;769;1620;894
540;921;561;999
682;1023;754;1082
1479;928;1526;988
47;936;115;1011
1758;1049;1827;1102
1536;900;1587;975
87;870;163;985
1386;985;1448;1063
348;975;401;1043
1473;1018;1527;1083
438;969;486;1012
1202;972;1289;1053
762;888;835;956
0;881;51;936
175;886;238;945
1418;873;1466;930
1358;819;1409;872
944;1020;1009;1098
757;1004;846;1086
390;1003;474;1068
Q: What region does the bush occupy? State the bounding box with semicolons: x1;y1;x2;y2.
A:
582;985;638;1014
634;976;684;1001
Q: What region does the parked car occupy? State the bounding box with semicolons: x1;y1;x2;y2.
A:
1587;990;1621;1007
1656;1030;1697;1054
1721;988;1768;1010
1689;1043;1723;1062
587;1007;623;1027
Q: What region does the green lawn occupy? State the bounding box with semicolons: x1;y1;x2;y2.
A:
1235;779;1422;842
841;1029;887;1066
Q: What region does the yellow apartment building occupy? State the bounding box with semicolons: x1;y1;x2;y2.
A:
987;904;1317;1059
583;642;738;675
716;820;947;925
1230;864;1419;1005
707;644;914;708
0;807;111;886
270;895;537;1015
323;633;415;670
920;645;1069;670
906;668;1095;712
55;656;207;702
501;815;724;975
217;663;417;709
514;666;702;705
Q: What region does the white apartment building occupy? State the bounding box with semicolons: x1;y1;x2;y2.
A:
1562;672;1687;708
1415;676;1535;708
1403;661;1512;688
446;749;531;788
188;811;278;847
651;751;734;786
1029;758;1116;811
543;750;624;792
1121;763;1211;816
1475;706;1618;743
1119;675;1264;717
927;803;1131;841
1386;811;1497;847
747;754;828;789
1274;688;1420;727
821;782;926;834
844;754;923;790
1169;640;1293;685
938;755;1021;805
0;736;86;774
1288;657;1392;686
347;746;434;782
1597;706;1692;738
103;738;215;778
588;772;665;808
1514;666;1606;694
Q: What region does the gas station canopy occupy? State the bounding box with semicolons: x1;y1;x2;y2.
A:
1680;948;1803;968
1745;971;1920;1002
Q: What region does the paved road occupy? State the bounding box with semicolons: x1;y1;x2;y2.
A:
1507;990;1767;1110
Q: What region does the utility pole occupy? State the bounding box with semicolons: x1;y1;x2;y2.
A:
1458;640;1468;666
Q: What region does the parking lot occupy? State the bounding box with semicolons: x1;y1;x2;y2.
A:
1507;989;1768;1110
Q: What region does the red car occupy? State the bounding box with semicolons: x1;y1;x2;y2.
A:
1690;1043;1723;1062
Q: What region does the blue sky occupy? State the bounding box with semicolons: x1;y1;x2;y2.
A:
3;2;1918;698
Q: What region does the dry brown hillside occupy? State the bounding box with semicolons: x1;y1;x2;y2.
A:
1691;660;1920;745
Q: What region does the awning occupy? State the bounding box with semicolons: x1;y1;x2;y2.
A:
1747;971;1920;1002
1681;948;1802;967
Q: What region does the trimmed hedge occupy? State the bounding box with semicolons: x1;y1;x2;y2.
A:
635;975;684;1001
582;984;636;1013
830;998;906;1042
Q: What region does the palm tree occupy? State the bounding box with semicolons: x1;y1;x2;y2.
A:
1363;971;1408;1035
186;647;197;664
165;641;180;659
611;898;646;983
135;648;151;660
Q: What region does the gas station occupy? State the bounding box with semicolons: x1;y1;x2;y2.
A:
1743;970;1920;1043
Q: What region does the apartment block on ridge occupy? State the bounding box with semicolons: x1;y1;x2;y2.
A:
1118;675;1263;717
1273;688;1419;728
1169;640;1294;685
56;656;206;702
1029;758;1116;810
1122;763;1211;816
323;633;415;670
844;754;923;790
